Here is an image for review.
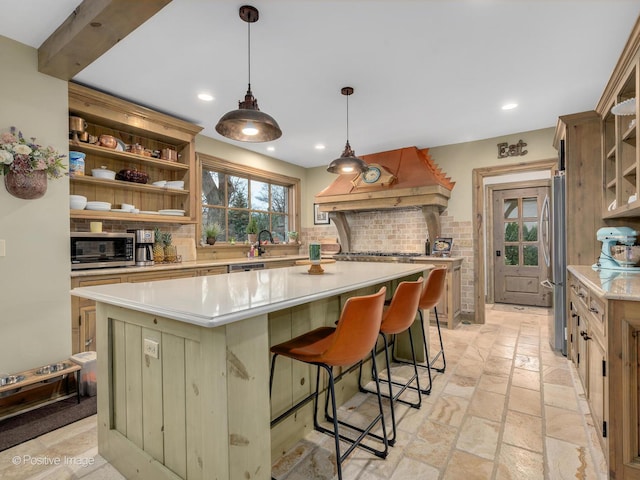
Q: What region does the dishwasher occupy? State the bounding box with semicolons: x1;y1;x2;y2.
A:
228;262;265;273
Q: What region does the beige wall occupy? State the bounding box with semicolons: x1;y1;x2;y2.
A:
0;36;71;373
429;127;558;222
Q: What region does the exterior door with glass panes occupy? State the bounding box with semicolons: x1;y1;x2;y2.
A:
493;186;551;307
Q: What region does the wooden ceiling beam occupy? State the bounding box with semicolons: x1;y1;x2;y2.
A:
38;0;172;80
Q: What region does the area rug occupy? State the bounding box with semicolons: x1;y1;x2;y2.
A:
0;396;96;452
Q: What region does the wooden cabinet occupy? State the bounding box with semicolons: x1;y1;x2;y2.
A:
68;83;202;224
596;18;640;219
567;271;608;454
601;62;638;218
553;112;603;266
71;275;122;354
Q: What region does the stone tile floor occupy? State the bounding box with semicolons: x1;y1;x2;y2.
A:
0;304;607;479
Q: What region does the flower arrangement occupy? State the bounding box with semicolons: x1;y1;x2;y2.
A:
0;127;66;179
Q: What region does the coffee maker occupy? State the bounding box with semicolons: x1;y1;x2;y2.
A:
128;229;154;266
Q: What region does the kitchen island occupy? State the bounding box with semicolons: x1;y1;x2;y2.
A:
71;261;431;480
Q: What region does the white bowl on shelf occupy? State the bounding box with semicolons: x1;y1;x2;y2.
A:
121;203;135;212
91;167;116;180
152;180;167;187
69;195;87;210
165;180;184;189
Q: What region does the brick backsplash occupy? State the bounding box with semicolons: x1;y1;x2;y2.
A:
302;209;475;316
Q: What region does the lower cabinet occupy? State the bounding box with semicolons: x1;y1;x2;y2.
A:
71;276;122;354
567;272;608;455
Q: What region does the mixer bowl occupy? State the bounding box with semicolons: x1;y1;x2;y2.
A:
611;245;640;266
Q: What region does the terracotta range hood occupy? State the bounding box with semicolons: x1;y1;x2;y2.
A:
315;146;455;252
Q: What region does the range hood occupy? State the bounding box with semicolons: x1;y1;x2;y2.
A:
315;146;455;252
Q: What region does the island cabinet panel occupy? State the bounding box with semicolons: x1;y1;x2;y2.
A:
98;304;244;480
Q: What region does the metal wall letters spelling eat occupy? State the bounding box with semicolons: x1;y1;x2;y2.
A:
497;139;528;159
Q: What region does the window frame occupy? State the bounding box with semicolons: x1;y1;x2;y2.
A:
196;153;301;243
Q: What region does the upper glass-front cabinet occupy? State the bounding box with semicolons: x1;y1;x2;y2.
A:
602;61;639;219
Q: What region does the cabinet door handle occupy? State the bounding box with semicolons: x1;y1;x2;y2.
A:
578;293;586;299
580;330;592;341
85;338;93;347
589;307;599;314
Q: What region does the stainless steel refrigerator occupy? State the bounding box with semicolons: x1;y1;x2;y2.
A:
541;170;567;355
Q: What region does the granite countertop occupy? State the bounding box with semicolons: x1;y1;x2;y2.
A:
568;265;640;301
71;262;433;328
70;255;310;277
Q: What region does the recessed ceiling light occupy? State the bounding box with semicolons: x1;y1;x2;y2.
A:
502;103;518;110
315;144;326;150
198;93;214;102
267;146;275;152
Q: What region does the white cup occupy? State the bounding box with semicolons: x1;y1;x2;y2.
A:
90;222;103;233
121;203;134;212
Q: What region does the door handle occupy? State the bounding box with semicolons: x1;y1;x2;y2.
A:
540;279;553;289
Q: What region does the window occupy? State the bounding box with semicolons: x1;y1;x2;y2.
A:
198;154;300;243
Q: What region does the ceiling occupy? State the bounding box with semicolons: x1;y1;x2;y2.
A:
2;0;640;168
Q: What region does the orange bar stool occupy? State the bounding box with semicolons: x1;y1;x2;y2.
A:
358;277;424;446
269;287;388;480
421;267;447;373
392;267;448;392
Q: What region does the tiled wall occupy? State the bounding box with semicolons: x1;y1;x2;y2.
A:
303;208;475;316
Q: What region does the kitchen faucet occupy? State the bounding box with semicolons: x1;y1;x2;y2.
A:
257;229;273;256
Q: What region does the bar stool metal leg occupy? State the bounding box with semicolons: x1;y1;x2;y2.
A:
319;349;389;465
429;307;447;373
358;328;421;446
392;314;433;395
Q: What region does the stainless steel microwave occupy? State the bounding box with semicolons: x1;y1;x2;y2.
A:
70;232;135;270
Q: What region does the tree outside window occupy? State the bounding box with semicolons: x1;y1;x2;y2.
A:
200;160;296;243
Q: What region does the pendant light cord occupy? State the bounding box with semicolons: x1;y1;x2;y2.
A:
346;92;349;142
247;20;251;89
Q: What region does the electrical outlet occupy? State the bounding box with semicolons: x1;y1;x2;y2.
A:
144;339;159;359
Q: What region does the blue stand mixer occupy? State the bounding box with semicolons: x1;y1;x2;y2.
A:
594;226;640;271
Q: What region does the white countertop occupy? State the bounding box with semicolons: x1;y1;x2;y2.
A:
71;262;432;328
568;265;640;300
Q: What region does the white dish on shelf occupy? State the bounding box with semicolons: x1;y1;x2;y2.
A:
165;181;185;189
152;180;167;187
86;204;111;211
140;210;159;215
158;209;186;216
612;97;636;116
110;208;130;212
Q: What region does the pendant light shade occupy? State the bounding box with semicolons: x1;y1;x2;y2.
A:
215;5;282;143
327;87;368;174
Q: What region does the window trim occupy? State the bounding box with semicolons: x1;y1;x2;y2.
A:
196;153;301;242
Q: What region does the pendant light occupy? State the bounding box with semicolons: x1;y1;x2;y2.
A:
327;87;368;174
215;5;282;143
